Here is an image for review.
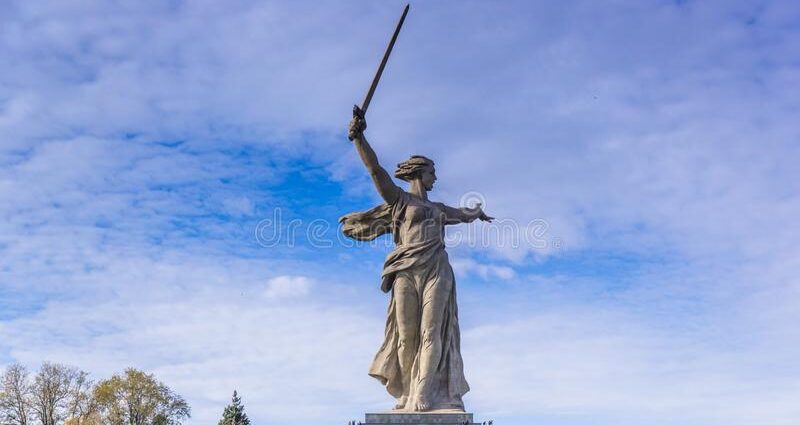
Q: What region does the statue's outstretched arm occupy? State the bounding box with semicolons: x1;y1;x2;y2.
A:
348;116;400;204
441;203;494;224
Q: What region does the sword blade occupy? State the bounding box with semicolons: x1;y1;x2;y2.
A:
360;4;409;114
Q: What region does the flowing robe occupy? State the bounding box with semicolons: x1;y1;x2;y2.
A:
340;190;469;411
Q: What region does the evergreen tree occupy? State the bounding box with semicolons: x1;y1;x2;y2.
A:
217;391;249;425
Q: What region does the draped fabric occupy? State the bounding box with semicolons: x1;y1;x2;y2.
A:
340;190;469;411
339;203;392;242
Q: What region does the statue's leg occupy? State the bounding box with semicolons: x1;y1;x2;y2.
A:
415;268;453;411
393;273;419;410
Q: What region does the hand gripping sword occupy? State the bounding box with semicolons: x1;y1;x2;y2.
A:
348;4;410;141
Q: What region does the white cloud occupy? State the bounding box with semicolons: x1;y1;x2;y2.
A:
451;258;516;281
464;306;800;425
263;275;312;299
221;196;255;218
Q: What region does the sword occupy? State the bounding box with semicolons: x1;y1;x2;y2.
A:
349;3;410;141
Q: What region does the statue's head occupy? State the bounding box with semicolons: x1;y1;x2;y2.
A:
395;155;436;191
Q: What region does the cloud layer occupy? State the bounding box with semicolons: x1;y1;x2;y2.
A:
2;1;800;425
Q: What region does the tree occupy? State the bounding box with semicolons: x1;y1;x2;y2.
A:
92;369;189;425
29;363;90;425
1;363;92;425
217;391;249;425
0;364;31;425
63;372;95;425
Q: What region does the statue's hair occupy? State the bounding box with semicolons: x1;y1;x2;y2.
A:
394;155;434;182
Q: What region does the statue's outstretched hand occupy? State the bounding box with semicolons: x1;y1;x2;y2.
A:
467;203;494;223
474;204;494;222
348;115;367;141
479;210;495;222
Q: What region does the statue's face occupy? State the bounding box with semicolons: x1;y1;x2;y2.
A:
421;166;437;191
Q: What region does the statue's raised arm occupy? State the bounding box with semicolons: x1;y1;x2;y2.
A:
348;115;401;205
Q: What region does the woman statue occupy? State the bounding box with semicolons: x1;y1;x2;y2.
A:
340;115;493;412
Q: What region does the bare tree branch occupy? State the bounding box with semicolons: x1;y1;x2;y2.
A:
1;364;32;425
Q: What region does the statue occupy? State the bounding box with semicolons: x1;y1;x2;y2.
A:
339;4;492;416
341;116;493;412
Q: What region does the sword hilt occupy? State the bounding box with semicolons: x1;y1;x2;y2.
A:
348;105;366;141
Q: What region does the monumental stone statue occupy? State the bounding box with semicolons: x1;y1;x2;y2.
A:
341;117;493;413
338;5;492;422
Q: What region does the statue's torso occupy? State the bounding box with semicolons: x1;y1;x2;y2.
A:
393;192;445;247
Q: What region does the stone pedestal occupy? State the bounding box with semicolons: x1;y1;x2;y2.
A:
364;412;476;425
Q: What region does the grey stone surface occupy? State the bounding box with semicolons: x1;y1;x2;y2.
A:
365;412;475;424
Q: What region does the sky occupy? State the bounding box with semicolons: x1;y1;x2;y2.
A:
1;1;799;424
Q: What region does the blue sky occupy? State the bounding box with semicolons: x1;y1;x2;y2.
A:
1;1;799;424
